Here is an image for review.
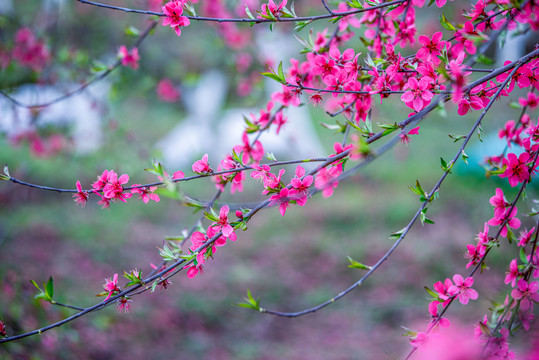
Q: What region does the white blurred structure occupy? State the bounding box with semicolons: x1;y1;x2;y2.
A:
0;83;106;154
156;30;325;169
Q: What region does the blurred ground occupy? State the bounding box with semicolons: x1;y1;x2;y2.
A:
1;0;539;359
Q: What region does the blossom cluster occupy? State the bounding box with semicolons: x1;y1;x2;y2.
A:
10;27;50;72
184;205;237;279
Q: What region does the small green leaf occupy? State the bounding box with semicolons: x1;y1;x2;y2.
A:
30;280;42;292
91;60;108;73
448;134;467;142
390;227;406;239
4;164;10;178
440;157;453;173
125;26;140;37
477;54;494;65
294;20;311;32
377;122;400;136
477;125;483;142
461;150;469;164
408;180;427;199
235;289;261;310
439;13;456;31
509;101;522;110
244;5;255;19
205;208;219;222
347;256;371;270
401;326;418;337
183;3;197;16
260;62;287;85
277;61;285;81
420;208;435;225
150;281;158;293
265;152;277;161
320;122;346;132
45;277;54;300
519;248;527;264
158;244;178;261
347;0;363;8
424;286;440;300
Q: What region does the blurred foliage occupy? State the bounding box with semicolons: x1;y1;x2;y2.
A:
1;0;538;359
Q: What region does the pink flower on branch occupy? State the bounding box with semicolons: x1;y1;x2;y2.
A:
499;152;531;187
416;31;447;65
400;77;434;112
399;126;420;145
448;274;478;305
162;1;190;37
118;45;139;69
103;273;120;301
117;297;132;313
210;205;235;238
233;132;264;164
131;185;160;203
314;165;342;198
258;0;287;19
103;171;132;203
511;279;539;311
192;154;213;174
73;181;89;207
289;165;313;207
156;78;180;102
488;205;521;238
504;259;519;288
269;187;292;216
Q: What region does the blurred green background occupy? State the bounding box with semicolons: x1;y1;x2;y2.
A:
1;0;538;359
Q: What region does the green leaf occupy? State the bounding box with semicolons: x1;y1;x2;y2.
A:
294;20;311;32
377;122;400;136
420;208;435;225
158;243;178;261
347;0;363;8
3;164;10;178
400;326;417;337
260;62;287;85
477;124;483;142
91;60;108;73
509;101;522;110
389;227;406;239
150;281;158;293
519;248;528;264
30;280;42;292
45;277;54;300
205;208;219;222
280;6;295;18
183;3;197;16
145;160;165;178
461;150;469;164
448;134;467;142
477;54;494;65
265;152;277;161
408;180;427;198
347;256;372;270
439;13;456;31
440;157;453;173
277;61;285;81
235;289;261;310
245;4;255;19
424;286;440;300
124;26;140;37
